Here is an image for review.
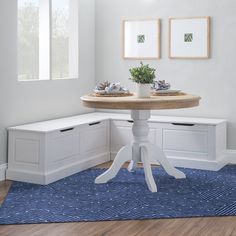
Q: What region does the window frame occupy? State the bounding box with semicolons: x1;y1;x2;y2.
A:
17;0;79;82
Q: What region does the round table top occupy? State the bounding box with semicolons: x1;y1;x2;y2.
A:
81;93;201;110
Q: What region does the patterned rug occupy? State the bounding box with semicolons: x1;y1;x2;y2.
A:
0;166;236;225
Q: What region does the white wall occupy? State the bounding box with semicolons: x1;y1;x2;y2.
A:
95;0;236;150
1;0;236;167
0;0;95;164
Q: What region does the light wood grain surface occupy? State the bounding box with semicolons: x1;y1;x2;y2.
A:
81;93;201;110
0;162;235;236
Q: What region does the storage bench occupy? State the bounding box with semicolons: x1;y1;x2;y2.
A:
7;112;227;184
110;116;227;170
7;113;112;184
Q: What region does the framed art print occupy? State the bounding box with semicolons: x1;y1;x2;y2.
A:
123;19;161;59
169;17;210;59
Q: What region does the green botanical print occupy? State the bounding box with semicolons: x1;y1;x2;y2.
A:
137;34;145;43
184;33;193;42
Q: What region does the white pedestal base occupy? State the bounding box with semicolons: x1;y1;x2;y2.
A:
95;110;186;192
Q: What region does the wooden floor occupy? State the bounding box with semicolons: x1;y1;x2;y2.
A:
0;162;235;236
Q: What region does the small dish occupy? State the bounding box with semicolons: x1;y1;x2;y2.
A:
152;89;184;96
154;89;181;94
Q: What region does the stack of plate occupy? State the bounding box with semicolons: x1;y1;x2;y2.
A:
152;89;183;96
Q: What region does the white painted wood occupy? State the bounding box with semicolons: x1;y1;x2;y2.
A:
15;138;40;164
7;154;110;185
163;129;208;153
127;160;136;172
7;118;110;184
0;164;7;181
96;110;185;192
110;115;227;170
161;123;209;159
141;145;157;192
45;153;110;184
79;121;109;155
148;143;186;179
7;112;228;184
159;122;226;163
111;153;228;171
47;128;80;166
110;120;156;155
95;145;132;184
149;116;226;125
227;150;236;164
6;169;45;184
167;155;227;171
8;112;226;133
8;130;45;172
111;124;133;146
215;122;227;160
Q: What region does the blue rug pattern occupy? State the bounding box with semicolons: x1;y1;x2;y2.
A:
0;166;236;224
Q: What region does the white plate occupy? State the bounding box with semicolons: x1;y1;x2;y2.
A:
154;89;181;94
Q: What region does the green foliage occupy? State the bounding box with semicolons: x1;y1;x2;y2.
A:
129;62;156;84
51;7;69;79
18;1;39;80
18;1;69;80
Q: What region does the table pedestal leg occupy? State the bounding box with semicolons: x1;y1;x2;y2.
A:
127;143;140;172
95;145;132;184
140;145;157;192
148;143;186;179
95;110;186;192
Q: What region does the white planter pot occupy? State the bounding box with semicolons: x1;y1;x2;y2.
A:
136;83;151;98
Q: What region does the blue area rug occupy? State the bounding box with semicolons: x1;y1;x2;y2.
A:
0;166;236;225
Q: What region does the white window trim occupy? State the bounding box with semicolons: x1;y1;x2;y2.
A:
39;0;51;80
19;0;79;81
68;0;79;79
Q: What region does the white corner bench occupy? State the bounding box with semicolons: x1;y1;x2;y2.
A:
7;112;227;185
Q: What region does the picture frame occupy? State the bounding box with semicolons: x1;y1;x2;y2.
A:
169;17;210;59
123;19;161;60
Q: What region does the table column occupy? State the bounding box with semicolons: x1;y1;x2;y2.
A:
95;110;186;192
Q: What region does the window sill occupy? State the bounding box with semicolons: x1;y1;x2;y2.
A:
18;78;79;82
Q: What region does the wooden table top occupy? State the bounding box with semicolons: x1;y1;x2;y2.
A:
81;93;201;110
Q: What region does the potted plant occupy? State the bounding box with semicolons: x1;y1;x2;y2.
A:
129;62;156;98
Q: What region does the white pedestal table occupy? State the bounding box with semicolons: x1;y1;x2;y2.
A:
81;93;200;192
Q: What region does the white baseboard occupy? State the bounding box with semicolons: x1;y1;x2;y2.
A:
227;150;236;164
0;164;7;181
111;152;228;171
167;156;227;171
6;153;110;185
45;153;110;185
3;149;236;183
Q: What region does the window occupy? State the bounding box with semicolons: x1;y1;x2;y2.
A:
18;0;79;81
